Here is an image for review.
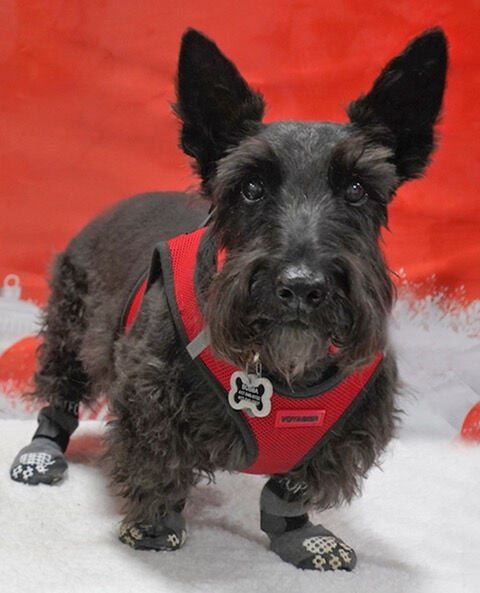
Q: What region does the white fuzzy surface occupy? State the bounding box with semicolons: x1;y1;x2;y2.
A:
1;421;479;593
1;297;479;593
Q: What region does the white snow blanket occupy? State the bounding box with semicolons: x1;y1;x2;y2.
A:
1;296;479;593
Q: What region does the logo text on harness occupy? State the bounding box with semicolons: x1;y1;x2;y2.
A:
275;409;326;428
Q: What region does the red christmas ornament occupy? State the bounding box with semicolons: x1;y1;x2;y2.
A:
461;402;480;442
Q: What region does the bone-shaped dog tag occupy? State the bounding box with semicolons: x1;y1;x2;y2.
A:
228;371;273;418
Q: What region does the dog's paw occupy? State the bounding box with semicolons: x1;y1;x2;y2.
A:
10;438;68;485
119;518;187;552
270;524;357;571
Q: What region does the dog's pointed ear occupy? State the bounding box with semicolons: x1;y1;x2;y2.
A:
174;29;265;185
348;28;448;181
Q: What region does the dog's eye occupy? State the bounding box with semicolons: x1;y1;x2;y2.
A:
241;178;265;203
345;181;368;206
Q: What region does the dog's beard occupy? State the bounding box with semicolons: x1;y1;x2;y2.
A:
207;312;331;384
255;323;330;384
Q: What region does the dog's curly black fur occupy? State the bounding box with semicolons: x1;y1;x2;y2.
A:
15;28;447;566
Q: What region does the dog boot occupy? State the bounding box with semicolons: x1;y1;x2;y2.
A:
10;404;78;485
260;478;356;571
119;511;187;551
10;437;68;485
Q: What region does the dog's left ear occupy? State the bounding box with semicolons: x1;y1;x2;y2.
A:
348;28;448;181
174;29;265;186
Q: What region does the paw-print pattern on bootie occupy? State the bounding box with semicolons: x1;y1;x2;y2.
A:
270;522;357;571
119;511;187;552
298;534;355;571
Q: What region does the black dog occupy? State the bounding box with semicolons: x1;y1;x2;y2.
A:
11;28;447;571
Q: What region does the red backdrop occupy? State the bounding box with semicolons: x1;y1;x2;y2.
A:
1;0;479;305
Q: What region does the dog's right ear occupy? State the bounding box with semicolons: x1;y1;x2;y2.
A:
174;29;265;187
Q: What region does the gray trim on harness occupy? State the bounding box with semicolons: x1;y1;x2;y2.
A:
186;327;211;360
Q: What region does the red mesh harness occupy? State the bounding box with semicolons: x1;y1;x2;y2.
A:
123;227;383;475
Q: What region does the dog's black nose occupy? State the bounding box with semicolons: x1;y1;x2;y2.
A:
275;265;327;312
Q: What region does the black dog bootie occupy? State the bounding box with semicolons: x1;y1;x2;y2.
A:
267;519;356;571
119;511;187;551
10;437;68;485
260;478;356;571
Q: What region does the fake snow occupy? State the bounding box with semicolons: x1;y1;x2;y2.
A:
0;292;479;593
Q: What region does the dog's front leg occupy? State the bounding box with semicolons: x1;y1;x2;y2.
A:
109;437;189;552
108;414;190;553
260;477;356;571
105;344;194;552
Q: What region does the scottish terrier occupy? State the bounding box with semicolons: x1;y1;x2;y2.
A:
11;28;447;571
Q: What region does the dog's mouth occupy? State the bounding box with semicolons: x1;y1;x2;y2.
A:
252;314;311;330
249;303;338;337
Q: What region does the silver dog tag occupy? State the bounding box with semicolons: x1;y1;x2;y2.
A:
228;370;273;418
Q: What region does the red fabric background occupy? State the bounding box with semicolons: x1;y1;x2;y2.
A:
1;0;479;305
